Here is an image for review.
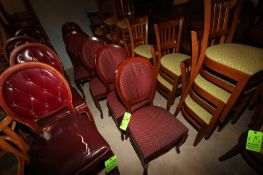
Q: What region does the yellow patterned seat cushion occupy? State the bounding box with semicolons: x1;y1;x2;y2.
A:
157;74;182;92
134;45;152;59
95;28;103;36
116;19;127;29
194;74;231;103
206;43;263;75
185;94;212;125
160;53;190;76
104;17;114;25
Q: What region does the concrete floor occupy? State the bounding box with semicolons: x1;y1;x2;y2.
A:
75;77;258;175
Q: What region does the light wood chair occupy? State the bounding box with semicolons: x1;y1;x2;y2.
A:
154;17;191;110
0;115;29;175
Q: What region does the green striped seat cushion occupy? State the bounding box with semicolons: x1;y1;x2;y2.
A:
134;45;152;59
104;17;114;25
206;43;263;75
116;19;127;29
185;94;212;125
160;53;190;76
194;74;231;103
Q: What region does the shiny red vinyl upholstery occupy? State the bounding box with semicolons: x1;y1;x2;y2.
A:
3;36;38;63
0;62;114;175
115;57;188;175
9;42;94;124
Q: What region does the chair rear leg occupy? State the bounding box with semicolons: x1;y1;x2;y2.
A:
75;80;85;98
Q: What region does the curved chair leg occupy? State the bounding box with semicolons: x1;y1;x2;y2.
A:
91;94;103;118
74;80;85;98
175;133;188;153
193;128;206;146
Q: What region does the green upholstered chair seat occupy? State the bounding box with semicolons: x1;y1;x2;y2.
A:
206;43;263;75
185;95;212;125
134;45;152;59
157;74;172;91
157;74;182;92
160;53;190;75
194;74;231;103
116;19;127;29
104;17;114;25
95;28;103;36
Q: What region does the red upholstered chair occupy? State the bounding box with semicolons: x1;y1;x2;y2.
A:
9;42;94;124
94;44;127;119
3;36;38;64
0;62;115;175
115;57;188;175
62;22;91;98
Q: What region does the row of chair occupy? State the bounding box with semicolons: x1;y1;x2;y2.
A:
0;31;118;174
61;20;190;174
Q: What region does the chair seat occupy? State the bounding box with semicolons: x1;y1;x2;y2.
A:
104;17;115;26
107;91;126;125
161;53;190;75
134;45;152;59
128;106;188;160
95;28;103;36
185;94;212;125
205;43;263;75
194;74;230;103
116;19;127;29
71;87;88;110
30;112;112;175
89;77;107;97
74;64;92;81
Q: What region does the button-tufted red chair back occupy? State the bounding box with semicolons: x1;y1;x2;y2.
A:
0;62;116;175
8;42;94;124
3;36;38;64
9;43;64;73
0;62;72;132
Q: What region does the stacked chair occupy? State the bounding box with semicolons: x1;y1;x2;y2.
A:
174;0;262;146
153;17;191;110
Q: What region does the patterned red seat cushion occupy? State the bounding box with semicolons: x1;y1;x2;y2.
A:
89;77;106;96
107;91;126;125
74;64;92;80
129;106;188;160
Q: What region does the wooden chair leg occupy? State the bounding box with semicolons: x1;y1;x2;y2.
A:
193;129;206;146
143;163;149;175
74;80;85;98
91;95;103;118
175;133;188;153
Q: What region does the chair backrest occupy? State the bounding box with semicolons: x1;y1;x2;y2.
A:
115;57;156;112
95;44;127;92
62;22;83;41
80;37;104;72
204;0;243;46
154;17;184;59
126;16;148;57
3;36;38;63
9;43;64;74
15;27;48;44
63;26;89;67
0;62;73;132
87;12;103;31
110;0;134;21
